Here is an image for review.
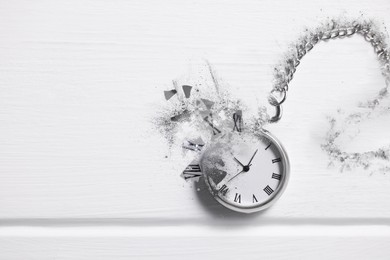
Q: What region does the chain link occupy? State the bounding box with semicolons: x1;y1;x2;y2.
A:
269;21;390;122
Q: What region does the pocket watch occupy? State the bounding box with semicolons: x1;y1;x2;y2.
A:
193;21;390;213
200;130;289;213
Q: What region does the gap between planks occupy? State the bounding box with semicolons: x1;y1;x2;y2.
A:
0;217;389;227
0;225;389;238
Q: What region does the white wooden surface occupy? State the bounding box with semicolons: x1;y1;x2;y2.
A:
1;0;390;259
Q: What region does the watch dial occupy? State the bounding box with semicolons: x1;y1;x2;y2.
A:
200;131;288;211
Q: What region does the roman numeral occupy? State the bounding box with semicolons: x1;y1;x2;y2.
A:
184;164;201;172
263;185;274;196
203;116;221;135
272;158;281;164
232;111;243;132
181;164;202;181
265;143;272;150
272;173;282;180
252;194;258;203
234;193;241;203
182;140;204;152
218;184;229;196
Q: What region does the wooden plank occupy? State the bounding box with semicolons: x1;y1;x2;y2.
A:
0;0;390;223
1;231;390;260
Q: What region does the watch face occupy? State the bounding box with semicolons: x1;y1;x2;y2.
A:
200;130;289;213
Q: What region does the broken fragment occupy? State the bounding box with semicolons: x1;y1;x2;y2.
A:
181;161;202;182
182;85;192;98
203;115;222;135
170;110;190;122
233;110;243;132
164;89;177;100
201;98;215;110
182;137;205;152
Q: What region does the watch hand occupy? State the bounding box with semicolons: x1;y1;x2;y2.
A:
233;157;245;167
247;149;258;166
227;169;244;183
226;163;252;183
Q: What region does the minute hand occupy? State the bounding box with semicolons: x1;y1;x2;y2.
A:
247;149;258;166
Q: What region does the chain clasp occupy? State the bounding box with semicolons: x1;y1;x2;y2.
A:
268;89;286;123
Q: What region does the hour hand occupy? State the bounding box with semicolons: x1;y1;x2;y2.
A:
233;157;245;167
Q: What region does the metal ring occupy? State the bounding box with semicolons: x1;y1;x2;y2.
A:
346;27;355;36
269;88;287;106
338;29;347;37
268;96;283;123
